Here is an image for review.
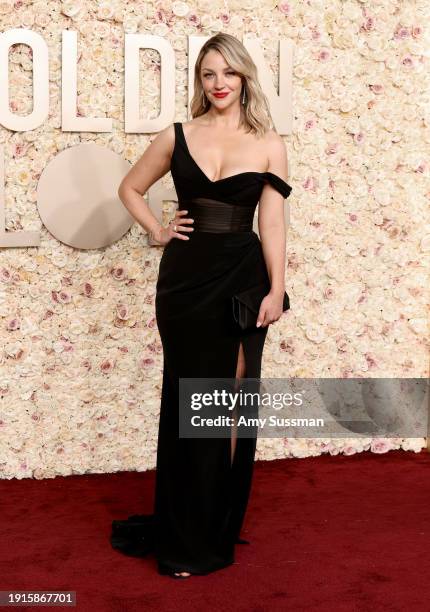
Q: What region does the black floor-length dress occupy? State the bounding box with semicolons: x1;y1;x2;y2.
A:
112;121;292;576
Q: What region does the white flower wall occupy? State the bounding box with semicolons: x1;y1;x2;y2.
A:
0;0;429;479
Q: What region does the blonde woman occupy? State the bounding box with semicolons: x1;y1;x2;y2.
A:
111;32;292;578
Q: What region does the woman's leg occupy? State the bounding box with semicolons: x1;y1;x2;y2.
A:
231;341;246;465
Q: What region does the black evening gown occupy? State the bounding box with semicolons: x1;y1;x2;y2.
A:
111;121;292;576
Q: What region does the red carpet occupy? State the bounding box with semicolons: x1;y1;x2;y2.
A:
1;449;429;611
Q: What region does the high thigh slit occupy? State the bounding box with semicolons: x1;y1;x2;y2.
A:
231;341;246;465
111;122;292;576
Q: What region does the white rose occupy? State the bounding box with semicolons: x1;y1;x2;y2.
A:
153;23;169;36
229;15;243;28
342;1;362;20
315;245;333;262
61;2;82;18
407;318;427;335
172;1;189;17
97;2;115;20
401;438;426;452
372;187;391;206
200;14;215;28
304;323;326;344
420;235;430;252
35;13;50;27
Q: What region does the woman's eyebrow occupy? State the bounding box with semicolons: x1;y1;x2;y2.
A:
202;67;233;72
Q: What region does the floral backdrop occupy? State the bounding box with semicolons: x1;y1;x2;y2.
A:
0;0;429;479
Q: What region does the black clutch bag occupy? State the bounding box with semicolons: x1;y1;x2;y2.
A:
232;283;290;331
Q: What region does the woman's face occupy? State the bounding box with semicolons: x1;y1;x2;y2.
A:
200;49;243;109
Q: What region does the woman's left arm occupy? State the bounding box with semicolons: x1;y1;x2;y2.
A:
256;131;290;327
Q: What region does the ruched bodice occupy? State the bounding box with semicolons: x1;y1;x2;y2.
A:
178;197;255;233
170;122;292;232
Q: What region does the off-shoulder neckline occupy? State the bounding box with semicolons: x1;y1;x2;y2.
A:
175;122;291;192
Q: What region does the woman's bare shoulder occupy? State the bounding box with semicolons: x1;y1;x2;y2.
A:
263;128;287;147
262;129;289;178
154;122;176;146
263;129;288;155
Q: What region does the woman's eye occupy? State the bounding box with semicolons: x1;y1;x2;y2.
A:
203;72;235;77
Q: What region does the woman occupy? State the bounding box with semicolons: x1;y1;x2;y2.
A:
111;32;292;578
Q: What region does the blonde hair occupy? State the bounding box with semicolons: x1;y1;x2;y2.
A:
190;33;275;138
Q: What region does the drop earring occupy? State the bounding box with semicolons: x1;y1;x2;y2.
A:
241;86;246;105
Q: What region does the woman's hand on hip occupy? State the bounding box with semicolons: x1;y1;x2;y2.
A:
154;210;194;245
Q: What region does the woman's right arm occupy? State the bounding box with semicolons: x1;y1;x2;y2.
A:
118;124;192;244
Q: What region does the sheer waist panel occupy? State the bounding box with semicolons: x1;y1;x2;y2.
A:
178;198;255;233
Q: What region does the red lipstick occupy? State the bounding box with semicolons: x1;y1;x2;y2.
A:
213;92;229;98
